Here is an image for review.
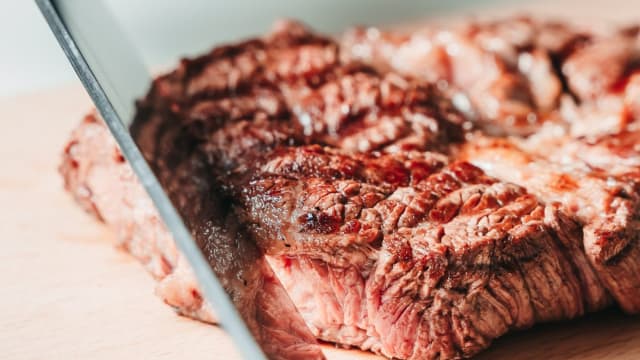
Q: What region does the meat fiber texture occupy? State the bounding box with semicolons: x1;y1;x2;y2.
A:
60;114;323;360
60;17;640;359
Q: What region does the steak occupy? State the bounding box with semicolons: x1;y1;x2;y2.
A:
341;17;577;136
60;114;323;360
60;18;640;360
341;16;640;139
459;136;640;312
65;114;601;359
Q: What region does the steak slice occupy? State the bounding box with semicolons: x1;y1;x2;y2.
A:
342;17;640;140
556;29;640;139
340;17;582;136
224;147;603;358
130;20;465;163
61;114;324;360
459;135;640;312
281;66;467;153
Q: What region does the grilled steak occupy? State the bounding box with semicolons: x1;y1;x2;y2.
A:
60;17;640;360
459;136;639;312
60;114;323;360
341;17;577;136
64;113;601;359
341;16;640;139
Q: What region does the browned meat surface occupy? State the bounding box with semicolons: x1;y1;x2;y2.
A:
559;30;640;138
524;126;640;177
232;151;607;358
60;114;323;360
283;69;466;153
341;17;640;139
459;136;640;312
341;17;577;136
60;17;640;360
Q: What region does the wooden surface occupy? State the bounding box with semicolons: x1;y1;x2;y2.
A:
3;3;640;355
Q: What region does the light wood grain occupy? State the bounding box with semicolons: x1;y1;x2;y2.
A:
2;3;640;357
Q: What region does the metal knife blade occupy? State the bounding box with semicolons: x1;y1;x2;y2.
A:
35;1;323;359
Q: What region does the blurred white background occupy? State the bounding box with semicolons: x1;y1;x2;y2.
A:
0;1;73;96
1;0;638;98
0;0;490;97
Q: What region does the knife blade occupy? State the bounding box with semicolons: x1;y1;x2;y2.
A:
35;1;323;359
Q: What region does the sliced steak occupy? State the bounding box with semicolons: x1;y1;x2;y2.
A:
459;136;640;312
283;68;467;153
341;16;640;140
124;20;616;360
231;149;603;358
60;17;640;360
66;111;609;359
558;32;640;138
61;114;323;360
340;17;583;136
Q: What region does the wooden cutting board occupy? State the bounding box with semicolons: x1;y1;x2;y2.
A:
3;2;640;353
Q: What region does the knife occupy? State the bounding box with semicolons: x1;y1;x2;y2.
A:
35;1;323;359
